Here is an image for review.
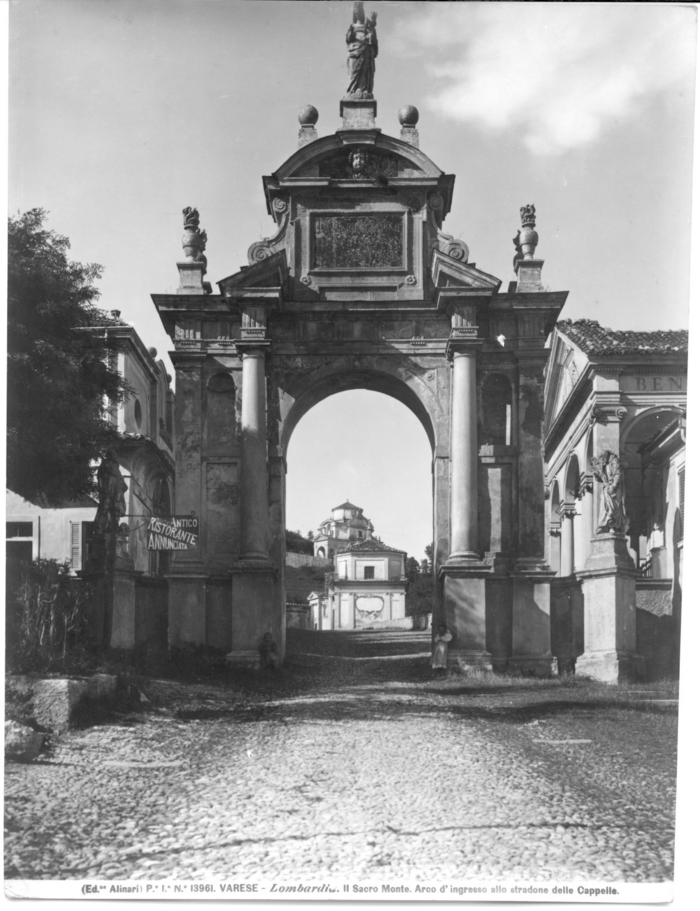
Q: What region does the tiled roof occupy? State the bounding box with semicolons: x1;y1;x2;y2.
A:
333;500;362;511
337;537;406;555
557;319;688;356
90;310;130;327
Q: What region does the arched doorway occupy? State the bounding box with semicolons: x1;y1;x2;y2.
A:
285;387;434;632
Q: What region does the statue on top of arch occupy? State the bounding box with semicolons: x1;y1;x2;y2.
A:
345;2;378;99
590;450;628;534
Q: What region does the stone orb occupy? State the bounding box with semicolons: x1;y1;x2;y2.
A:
298;104;319;126
148;346;158;358
398;105;419;126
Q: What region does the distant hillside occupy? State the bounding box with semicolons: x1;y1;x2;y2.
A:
285;564;329;605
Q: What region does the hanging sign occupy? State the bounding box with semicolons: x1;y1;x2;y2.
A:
147;516;199;551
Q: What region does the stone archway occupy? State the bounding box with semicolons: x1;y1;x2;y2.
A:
153;95;569;671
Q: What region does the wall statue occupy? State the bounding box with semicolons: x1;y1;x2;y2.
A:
345;2;378;99
94;452;128;538
590;450;628;534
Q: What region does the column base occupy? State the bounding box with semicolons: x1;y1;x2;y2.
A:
575;650;644;684
506;656;557;678
450;650;493;675
225;649;261;670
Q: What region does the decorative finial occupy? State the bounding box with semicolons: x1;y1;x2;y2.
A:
398;105;418;126
513;204;538;271
298;105;319;126
398;105;419;147
181;207;208;272
298;105;319;147
345;1;378;100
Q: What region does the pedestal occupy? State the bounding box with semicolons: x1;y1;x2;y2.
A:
508;563;557;677
111;569;144;649
166;569;208;647
440;563;492;672
577;534;641;683
339;98;377;129
228;563;280;669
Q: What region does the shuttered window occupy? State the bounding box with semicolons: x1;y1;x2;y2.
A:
678;466;685;541
70;522;81;570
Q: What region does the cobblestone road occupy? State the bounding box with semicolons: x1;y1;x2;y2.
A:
4;631;677;883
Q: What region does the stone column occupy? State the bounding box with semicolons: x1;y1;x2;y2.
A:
559;505;575;577
239;346;269;561
228;335;277;669
449;350;479;560
166;356;207;647
439;323;491;672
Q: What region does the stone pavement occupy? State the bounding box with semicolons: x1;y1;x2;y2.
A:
4;631;677;883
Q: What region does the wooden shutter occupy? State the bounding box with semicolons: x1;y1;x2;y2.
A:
678;467;685;540
70;522;81;570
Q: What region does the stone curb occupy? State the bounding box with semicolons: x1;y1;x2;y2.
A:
6;673;119;733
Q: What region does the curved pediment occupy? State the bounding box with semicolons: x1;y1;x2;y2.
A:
272;132;446;182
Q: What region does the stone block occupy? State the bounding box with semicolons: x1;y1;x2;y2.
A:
5;721;43;763
339;99;377;129
441;570;492;671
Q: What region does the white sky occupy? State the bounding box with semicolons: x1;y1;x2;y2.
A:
8;0;697;560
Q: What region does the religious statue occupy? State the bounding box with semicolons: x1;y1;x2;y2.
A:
94;452;128;537
590;450;628;534
85;451;128;574
345;2;378;99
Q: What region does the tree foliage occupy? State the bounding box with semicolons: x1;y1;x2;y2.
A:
285;528;314;555
7;209;127;506
406;544;434;615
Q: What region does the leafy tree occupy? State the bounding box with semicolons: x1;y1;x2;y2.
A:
405;549;433;615
285;528;314;555
7;209;127;506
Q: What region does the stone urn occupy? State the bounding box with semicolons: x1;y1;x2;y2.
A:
518;224;539;259
518;205;538;260
182;228;203;262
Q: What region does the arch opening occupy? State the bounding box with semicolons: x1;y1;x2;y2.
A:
285;388;434;632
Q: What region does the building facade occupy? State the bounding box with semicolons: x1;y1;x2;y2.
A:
6;311;176;648
309;537;407;631
544;319;687;680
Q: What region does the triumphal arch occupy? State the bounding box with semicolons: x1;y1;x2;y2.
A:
153;6;568;671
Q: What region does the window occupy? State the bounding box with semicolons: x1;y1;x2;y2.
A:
363;566;375;580
6;521;33;564
482;373;512;446
678;466;685;541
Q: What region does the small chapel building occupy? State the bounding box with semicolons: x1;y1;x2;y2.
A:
309;535;407;631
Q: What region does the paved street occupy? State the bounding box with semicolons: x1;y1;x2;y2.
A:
4;631;677;883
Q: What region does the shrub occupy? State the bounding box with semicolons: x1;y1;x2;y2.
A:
5;558;95;673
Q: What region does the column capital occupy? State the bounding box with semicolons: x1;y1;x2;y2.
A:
446;330;483;362
235;337;271;357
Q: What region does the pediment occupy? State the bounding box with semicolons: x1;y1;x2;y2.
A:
273;133;445;182
543;331;588;434
431;249;502;292
217;250;288;296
